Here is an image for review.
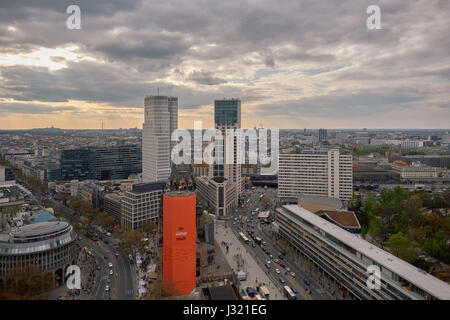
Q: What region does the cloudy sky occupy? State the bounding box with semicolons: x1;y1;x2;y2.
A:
0;0;449;129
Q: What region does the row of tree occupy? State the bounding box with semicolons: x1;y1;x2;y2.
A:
350;187;450;265
69;197;115;229
0;265;54;300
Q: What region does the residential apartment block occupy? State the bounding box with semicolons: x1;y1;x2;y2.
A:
278;149;353;201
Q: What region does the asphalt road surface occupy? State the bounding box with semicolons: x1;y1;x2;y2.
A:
228;186;333;300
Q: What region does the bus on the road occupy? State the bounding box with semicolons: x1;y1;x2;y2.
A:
258;285;270;299
283;286;297;300
239;232;250;244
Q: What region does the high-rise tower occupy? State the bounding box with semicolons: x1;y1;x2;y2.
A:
142;95;178;182
211;98;243;201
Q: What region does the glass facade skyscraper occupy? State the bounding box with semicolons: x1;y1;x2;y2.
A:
59;145;142;181
214;99;241;126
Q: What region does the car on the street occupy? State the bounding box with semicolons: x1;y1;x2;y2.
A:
304;278;311;286
246;287;255;297
97;266;101;270
115;253;119;257
107;278;111;283
280;263;286;268
104;256;108;260
278;254;284;260
108;262;113;268
291;286;297;294
286;267;291;272
105;285;110;292
269;254;273;259
273;259;280;264
265;263;270;269
279;278;286;284
110;270;113;275
275;268;280;274
290;272;296;278
266;259;271;264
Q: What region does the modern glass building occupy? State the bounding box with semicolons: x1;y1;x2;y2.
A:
214;99;241;126
91;145;142;180
60;148;91;181
59;145;142;181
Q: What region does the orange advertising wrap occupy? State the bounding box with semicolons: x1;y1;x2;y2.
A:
162;192;196;296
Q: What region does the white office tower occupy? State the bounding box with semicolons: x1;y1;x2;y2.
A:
142;95;178;182
211;99;243;202
278;148;353;201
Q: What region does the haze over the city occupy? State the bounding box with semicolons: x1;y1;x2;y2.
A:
0;0;449;129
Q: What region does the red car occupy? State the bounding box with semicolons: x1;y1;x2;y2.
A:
280;263;286;268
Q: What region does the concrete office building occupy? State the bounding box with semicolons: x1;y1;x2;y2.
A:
278;149;353;201
121;181;166;230
103;192;123;224
195;176;236;216
142;95;178;183
274;204;450;300
390;162;439;179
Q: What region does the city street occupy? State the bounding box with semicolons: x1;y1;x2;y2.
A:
227;186;337;300
215;222;284;300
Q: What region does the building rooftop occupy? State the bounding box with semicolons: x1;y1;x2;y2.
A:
11;220;70;239
205;284;239;300
315;209;361;229
131;181;167;193
165;190;194;197
282;204;450;300
31;209;58;224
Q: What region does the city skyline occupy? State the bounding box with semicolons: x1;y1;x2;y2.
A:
1;1;449;130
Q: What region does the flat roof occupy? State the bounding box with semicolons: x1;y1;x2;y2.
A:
11;220;69;239
207;284;238;300
131;181;166;193
282;204;450;300
165;190;194;197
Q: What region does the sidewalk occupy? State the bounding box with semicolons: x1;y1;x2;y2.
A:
215;222;284;300
48;248;99;300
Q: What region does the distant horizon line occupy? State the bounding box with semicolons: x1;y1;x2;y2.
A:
1;127;449;131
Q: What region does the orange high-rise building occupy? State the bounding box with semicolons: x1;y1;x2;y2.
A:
162;191;196;295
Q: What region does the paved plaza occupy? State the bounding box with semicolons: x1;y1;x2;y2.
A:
215;222;284;300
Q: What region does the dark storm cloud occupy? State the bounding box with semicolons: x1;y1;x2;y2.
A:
252;89;428;119
0;63;149;103
188;70;227;86
0;0;449;126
